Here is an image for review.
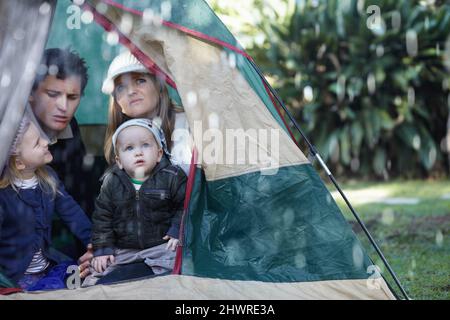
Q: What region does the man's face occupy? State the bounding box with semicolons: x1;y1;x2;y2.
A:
29;75;82;136
115;126;163;180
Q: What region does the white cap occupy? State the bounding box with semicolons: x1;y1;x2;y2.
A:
102;51;149;94
112;118;170;156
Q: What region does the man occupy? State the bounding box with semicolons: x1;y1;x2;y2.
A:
28;48;97;278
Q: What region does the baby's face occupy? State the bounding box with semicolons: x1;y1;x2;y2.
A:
115;126;163;180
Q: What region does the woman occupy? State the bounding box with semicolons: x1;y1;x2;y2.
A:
102;50;192;174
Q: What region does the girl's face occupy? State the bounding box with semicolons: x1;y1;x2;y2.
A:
114;72;160;119
15;122;53;173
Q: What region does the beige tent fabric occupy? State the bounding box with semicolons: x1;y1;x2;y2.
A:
93;1;309;181
2;275;395;300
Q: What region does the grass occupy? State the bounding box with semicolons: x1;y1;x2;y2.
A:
327;179;450;300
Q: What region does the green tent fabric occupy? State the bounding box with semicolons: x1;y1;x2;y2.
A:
1;0;398;299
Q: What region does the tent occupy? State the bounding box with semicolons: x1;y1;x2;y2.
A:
0;0;404;299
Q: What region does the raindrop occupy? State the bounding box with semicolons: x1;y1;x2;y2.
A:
13;28;25;41
351;158;360;172
101;48;112;61
95;2;108;14
317;44;327;59
24;61;37;81
152;117;162;130
408;87;415;106
228;53;237;69
376;44;384;57
412;135;421;150
371;17;386;36
442;78;448;91
186;91;198;108
294;254;306;268
357;0;365;14
436;43;440;56
381;209;395;225
106;31;119;46
1;72;11;88
143;8;154;25
303;86;313;102
424;16;430;30
391;11;401;31
337;75;346;102
352;243;364;269
444;36;450;71
294;72;302;89
435;230;443;247
315;23;320;36
406;29;418;57
161;1;172;20
208;113;220;129
367;73;376;94
48;64;59;76
120;14;133;35
134;167;146;179
39;2;51;15
411;258;416;269
283;209;295;227
81;10;94;24
82;153;95;170
199;88;210;101
311;0;320;8
428;148;436;166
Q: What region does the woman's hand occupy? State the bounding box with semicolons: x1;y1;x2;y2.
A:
77;243;93;278
163;235;179;251
91;255;115;273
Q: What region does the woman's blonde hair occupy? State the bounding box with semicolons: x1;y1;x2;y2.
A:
0;117;58;197
103;73;176;165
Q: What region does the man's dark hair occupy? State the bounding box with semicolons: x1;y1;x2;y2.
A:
32;48;89;95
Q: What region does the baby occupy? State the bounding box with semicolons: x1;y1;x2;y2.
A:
87;118;186;286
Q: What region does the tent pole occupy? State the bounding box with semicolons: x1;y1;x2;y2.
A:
248;59;410;300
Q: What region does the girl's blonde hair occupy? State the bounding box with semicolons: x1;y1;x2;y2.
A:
0;117;58;197
103;73;176;165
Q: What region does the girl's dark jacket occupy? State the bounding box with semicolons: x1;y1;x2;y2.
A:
91;157;187;257
0;167;92;282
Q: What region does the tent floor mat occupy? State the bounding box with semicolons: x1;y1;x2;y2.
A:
1;274;395;300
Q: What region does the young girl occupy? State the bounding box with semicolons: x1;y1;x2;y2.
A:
0;116;92;291
102;50;192;174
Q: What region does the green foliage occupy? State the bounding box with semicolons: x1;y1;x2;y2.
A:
211;0;450;178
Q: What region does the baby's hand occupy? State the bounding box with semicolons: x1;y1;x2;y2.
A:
92;255;115;273
163;235;179;251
